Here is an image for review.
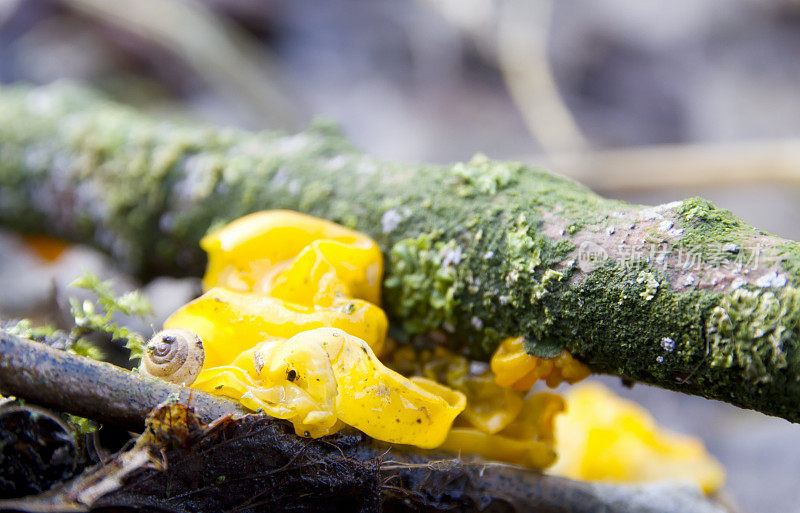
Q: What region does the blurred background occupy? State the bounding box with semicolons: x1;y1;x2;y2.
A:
2;0;800;511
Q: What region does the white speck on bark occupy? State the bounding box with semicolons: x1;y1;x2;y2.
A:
381;209;403;233
730;277;746;290
756;271;787;288
442;246;462;267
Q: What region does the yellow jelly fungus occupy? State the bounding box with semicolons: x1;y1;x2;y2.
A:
163;210;467;448
385;345;564;469
548;383;725;494
439;392;565;469
163;286;388;368
190;328;466;447
420;347;524;434
490;336;590;391
201;210;382;305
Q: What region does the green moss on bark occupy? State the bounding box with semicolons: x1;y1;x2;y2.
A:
674;197;762;264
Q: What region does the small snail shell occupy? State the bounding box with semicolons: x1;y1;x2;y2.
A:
141;329;204;386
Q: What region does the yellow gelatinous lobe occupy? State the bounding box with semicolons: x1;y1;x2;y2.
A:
548;383;725;494
164;210;466;448
491;336;590;391
201;210;382;305
164;286;388;368
191;328;465;447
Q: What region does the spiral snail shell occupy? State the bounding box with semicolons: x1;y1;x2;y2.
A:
141;329;205;386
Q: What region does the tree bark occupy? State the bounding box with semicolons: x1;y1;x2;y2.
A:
2;83;800;421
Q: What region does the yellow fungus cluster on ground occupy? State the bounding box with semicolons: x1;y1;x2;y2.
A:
155;209;725;492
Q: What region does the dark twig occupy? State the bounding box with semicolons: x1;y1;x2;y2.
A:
0;329;242;428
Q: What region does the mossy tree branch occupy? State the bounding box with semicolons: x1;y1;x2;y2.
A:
2;83;800;421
